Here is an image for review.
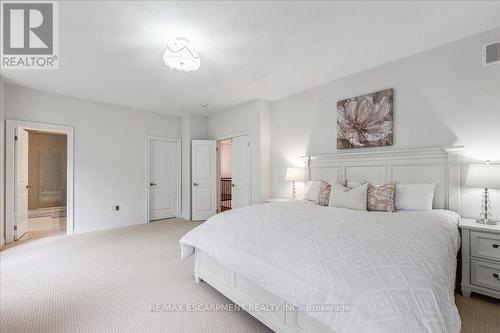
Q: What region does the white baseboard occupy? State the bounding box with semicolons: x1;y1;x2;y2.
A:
73;217;145;234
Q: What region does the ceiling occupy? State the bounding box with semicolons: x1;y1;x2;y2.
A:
1;1;499;116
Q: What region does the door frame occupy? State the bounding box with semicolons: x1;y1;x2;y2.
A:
216;131;252;211
146;136;181;223
5;119;74;244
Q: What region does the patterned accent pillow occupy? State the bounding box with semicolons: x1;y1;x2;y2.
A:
316;180;332;206
316;180;347;206
367;182;396;212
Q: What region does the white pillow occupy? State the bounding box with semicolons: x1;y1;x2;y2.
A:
330;183;368;211
347;182;363;189
395;183;437;211
303;181;321;201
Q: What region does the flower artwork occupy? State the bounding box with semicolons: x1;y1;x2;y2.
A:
337;88;393;149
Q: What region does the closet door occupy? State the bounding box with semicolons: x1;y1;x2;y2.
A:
231;135;250;209
149;139;178;221
192;140;217;220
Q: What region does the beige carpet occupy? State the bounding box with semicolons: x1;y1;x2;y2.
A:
1;219;271;333
1;219;499;333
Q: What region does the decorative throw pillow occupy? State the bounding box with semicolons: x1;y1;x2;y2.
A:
303;181;321;201
367;182;396;212
330;183;368;210
347;182;363;189
316;180;332;206
328;180;347;202
395;183;437;211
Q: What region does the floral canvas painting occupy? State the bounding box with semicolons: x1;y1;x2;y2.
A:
337;88;393;149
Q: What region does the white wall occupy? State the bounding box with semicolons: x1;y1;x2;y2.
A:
0;79;5;247
260;105;272;201
181;116;190;220
271;28;500;220
208;99;271;204
190;114;209;141
4;84;182;233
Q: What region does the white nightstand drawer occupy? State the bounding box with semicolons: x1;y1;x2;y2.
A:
470;231;500;261
471;259;500;291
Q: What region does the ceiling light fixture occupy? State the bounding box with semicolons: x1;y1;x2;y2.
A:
163;37;200;72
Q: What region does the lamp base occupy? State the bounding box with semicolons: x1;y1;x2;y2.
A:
476;188;496;225
475;218;497;225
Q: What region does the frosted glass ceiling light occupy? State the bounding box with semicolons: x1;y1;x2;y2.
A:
163;37;200;72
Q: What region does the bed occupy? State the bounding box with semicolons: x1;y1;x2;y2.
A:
180;146;464;333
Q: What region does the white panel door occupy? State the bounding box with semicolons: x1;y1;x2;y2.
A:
192;140;216;221
15;127;29;240
149;139;178;221
231;135;250;208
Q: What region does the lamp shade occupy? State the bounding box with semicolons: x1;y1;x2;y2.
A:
286;167;305;182
466;164;500;189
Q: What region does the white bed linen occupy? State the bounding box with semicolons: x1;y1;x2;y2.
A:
180;201;461;333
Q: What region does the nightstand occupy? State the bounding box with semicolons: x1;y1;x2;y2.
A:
460;218;500;299
265;197;292;203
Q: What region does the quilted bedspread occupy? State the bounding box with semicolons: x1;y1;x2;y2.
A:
180;201;461;332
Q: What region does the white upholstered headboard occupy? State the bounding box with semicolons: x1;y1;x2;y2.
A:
301;146;463;213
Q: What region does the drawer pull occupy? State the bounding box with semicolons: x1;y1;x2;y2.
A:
493;244;499;249
494;273;500;281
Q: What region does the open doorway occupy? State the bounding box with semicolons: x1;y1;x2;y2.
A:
6;120;74;246
219;139;232;212
26;130;67;240
15;129;67;242
217;134;251;213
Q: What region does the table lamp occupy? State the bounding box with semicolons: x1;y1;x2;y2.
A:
466;163;500;224
286;167;305;199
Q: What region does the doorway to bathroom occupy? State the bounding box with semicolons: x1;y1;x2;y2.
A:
6;120;73;246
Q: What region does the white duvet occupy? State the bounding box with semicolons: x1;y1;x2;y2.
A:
180;201;461;333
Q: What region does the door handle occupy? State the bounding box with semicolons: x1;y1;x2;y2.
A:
26;185;32;189
150;183;157;186
193;183;199;186
231;184;235;188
